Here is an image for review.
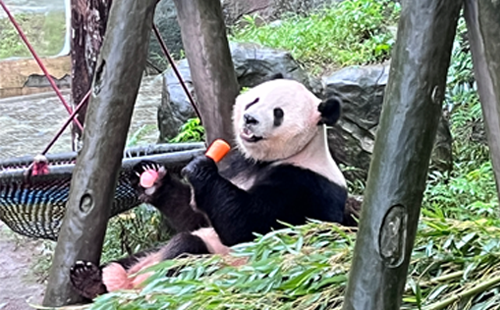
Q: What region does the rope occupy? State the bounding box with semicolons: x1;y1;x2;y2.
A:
152;23;203;121
41;90;91;155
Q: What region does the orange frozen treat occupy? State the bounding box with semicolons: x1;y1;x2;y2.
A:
205;139;231;163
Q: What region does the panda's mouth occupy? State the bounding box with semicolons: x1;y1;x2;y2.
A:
240;128;263;143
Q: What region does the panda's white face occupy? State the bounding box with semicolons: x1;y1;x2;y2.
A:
232;79;322;161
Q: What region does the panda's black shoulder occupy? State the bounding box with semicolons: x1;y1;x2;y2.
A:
220;150;272;180
253;163;347;224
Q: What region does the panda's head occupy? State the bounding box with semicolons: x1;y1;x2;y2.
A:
233;79;341;161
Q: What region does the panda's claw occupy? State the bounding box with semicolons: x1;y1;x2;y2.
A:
69;260;107;300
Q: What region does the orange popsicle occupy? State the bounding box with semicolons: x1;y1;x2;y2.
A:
205;139;231;163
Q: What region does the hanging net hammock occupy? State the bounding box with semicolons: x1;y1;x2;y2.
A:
0;143;205;241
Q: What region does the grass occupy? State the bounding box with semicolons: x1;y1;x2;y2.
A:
0;12;67;59
230;0;400;74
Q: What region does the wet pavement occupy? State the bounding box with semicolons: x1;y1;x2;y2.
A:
0;74;163;160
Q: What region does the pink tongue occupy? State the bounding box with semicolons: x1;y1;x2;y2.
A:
140;170;159;188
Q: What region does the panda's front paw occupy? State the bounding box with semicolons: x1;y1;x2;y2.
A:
182;155;218;186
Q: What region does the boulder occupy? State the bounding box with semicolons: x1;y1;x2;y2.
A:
158;42;320;142
324;64;452;182
158;59;195;143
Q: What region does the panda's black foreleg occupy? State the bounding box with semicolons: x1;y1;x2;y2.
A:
132;160;210;233
182;156;276;246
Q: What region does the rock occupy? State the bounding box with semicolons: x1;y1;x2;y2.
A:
147;0;184;73
158;42;320;141
158;59;196;143
324;63;453;182
222;0;341;25
231;42;322;94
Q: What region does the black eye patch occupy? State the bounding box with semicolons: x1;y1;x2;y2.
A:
244;98;259;110
273;108;284;126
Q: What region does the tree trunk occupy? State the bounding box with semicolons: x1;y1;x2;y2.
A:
464;0;500;213
70;0;111;150
173;0;240;148
42;0;157;305
342;1;462;309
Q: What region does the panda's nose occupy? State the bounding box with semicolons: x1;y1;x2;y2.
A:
243;113;259;125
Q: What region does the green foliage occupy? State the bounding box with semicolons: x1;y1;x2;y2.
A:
0;12;66;59
101;205;171;263
169;118;205;143
230;0;400;73
89;218;500;310
422;18;498;220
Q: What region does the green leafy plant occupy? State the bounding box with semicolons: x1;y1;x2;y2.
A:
169;118;205;143
101;205;171;263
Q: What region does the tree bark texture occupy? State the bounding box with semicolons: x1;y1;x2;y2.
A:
464;0;500;210
173;0;240;147
43;0;157;305
342;1;462;309
70;0;111;150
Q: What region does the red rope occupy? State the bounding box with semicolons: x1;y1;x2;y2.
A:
41;90;91;155
152;23;202;121
0;0;83;131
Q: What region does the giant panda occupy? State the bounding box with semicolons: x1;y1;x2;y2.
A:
69;78;355;300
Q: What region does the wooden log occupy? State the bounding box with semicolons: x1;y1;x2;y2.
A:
70;0;111;150
42;0;157;305
464;0;500;211
341;1;462;309
173;0;240;147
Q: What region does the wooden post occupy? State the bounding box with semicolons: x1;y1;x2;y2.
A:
173;0;240;146
70;0;111;150
42;0;157;305
341;1;462;309
464;0;500;210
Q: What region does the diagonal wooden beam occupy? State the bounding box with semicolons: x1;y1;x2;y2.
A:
42;0;157;305
342;1;462;309
464;0;500;214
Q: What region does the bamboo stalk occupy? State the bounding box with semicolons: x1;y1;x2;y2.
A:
423;275;500;310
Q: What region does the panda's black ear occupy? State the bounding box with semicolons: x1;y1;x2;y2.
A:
318;97;342;126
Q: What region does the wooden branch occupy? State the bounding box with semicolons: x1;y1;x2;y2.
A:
173;0;240;147
341;1;463;309
42;0;157;305
464;0;500;213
